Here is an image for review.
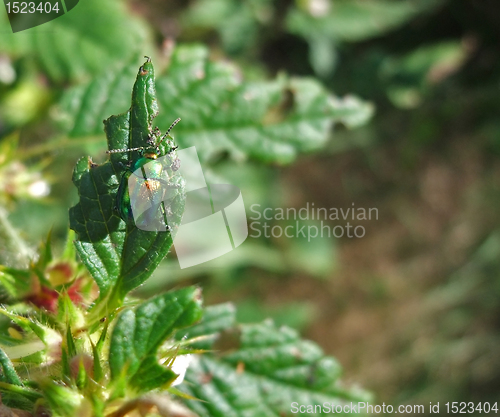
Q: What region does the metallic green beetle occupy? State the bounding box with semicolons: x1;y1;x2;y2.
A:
107;118;183;232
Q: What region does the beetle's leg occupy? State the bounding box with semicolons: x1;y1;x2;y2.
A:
159;201;173;232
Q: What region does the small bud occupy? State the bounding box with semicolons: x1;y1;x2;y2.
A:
70;353;94;380
46;263;74;286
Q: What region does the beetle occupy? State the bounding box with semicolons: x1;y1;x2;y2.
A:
106;118;183;232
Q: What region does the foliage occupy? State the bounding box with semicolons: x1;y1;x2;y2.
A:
180;304;371;416
57;44;372;164
2;0;497;414
180;0;444;76
0;0;152;83
0;33;371;415
379;40;467;108
68;58;183;308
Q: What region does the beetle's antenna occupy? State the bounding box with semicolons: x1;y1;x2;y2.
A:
107;118;180;154
158;118;181;145
106;146;146;154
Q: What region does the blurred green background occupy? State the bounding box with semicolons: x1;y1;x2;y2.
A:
1;0;499;411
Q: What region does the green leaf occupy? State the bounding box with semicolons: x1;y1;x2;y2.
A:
57;292;84;332
155;45;371;164
180;0;274;54
0;381;42;410
65;325;77;359
0;309;62;365
175;303;236;349
90;339;104;383
55;58;140;137
0;348;22;386
57;44;373;164
286;0;444;76
0;309;58;348
179;311;372;417
37;380;83;416
287;0;442;43
109;286;203;394
0;0;153;82
69;58;184;304
0;266;32;300
380;41;467;109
